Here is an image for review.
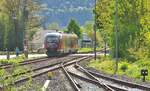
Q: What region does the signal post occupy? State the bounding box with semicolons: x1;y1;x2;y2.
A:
24;39;28;58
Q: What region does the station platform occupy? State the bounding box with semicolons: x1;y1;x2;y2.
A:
0;54;47;59
0;53;108;59
70;53;108;56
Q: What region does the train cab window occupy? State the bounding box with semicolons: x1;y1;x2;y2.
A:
46;36;59;43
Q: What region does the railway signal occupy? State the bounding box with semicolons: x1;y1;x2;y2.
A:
141;69;148;82
24;39;28;58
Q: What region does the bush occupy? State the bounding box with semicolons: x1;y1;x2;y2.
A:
135;59;150;68
78;48;92;52
120;62;128;72
89;60;114;74
126;65;141;78
0;55;25;65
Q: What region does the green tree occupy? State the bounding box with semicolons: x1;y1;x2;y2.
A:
66;19;81;38
81;21;103;47
0;0;43;51
96;0;149;59
82;21;94;39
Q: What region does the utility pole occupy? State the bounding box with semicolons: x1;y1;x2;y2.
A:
94;0;97;60
114;0;119;74
12;11;18;48
23;0;29;58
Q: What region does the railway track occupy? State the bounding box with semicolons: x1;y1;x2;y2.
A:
0;49;109;90
1;49;149;91
0;57;50;69
0;48;108;69
0;56;91;90
3;56;78;80
61;57;93;91
74;63;150;91
0;56;81;71
62;63;126;91
0;53;91;69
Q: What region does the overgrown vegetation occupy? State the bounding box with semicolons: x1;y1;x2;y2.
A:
0;55;25;64
78;47;102;53
88;56;150;81
87;0;150;82
78;48;93;53
95;0;150;58
0;55;42;91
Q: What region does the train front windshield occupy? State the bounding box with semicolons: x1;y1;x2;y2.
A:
46;36;59;43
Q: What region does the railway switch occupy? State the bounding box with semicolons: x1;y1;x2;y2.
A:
74;79;82;88
74;64;79;69
141;69;148;82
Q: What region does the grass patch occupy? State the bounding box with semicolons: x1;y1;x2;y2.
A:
0;55;26;64
78;48;93;52
88;56;150;81
0;55;36;91
78;47;102;53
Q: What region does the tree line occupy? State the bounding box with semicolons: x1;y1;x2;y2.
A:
95;0;150;60
0;0;42;51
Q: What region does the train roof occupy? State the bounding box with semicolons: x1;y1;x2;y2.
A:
45;32;78;38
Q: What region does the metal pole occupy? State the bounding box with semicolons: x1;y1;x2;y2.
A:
104;39;106;57
14;16;16;47
94;0;97;60
143;76;146;82
114;0;118;74
15;19;18;47
13;12;18;48
6;48;10;60
23;0;28;58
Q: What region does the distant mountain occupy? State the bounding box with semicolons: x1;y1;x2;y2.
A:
39;0;94;27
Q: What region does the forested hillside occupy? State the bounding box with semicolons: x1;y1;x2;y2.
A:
0;0;94;51
39;0;94;27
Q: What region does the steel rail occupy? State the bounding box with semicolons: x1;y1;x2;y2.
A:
0;57;50;69
61;63;81;91
75;63;115;91
76;64;150;91
0;56;48;66
67;71;127;91
3;57;78;80
86;68;150;91
0;49;98;69
0;48;108;69
77;48;109;54
0;56;90;90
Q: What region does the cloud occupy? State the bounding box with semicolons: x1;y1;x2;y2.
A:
46;6;92;13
